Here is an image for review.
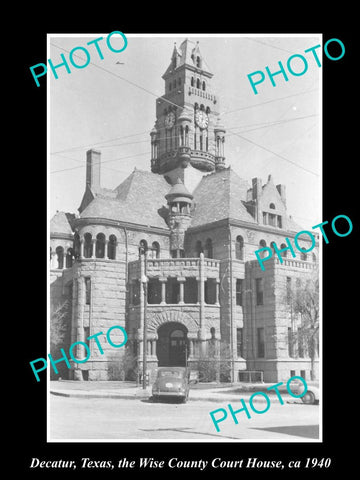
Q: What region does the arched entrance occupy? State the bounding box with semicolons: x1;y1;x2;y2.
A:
156;322;189;367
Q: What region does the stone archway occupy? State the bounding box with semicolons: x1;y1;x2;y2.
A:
156;322;189;367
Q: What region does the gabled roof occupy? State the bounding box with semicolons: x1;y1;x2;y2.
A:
190;167;256;228
80;169;170;229
50;211;74;235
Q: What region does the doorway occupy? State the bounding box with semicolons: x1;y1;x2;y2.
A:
157;322;189;367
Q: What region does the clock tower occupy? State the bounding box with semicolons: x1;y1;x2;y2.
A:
150;39;226;191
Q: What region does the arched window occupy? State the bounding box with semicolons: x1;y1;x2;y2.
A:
205;238;213;258
196;56;201;68
139;239;148;255
235;236;244;260
312;252;316;262
259;239;266;259
178;77;181;86
269;203;275;209
95;233;105;258
191;77;194;87
270;241;277;252
202;80;206;91
300;251;307;261
195;240;203;257
108;235;117;260
152;241;160;259
196;78;200;89
65;248;74;268
55;246;64;269
73;233;80;259
83;233;92;258
280;243;287;258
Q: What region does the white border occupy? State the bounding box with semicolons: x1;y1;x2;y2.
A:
47;32;323;444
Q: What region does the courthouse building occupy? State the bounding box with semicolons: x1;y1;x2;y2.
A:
50;39;319;383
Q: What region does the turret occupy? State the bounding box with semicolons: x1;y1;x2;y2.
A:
165;178;193;258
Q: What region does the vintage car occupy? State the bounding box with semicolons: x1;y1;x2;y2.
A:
292;379;320;405
152;367;191;403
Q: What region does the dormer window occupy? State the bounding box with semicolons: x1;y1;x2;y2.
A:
196;56;201;68
269;203;275;209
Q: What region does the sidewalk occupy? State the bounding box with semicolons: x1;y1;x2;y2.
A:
50;380;295;403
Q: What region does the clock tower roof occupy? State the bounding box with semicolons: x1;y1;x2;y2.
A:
162;38;213;79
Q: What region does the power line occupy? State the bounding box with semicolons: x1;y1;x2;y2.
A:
220;87;318;116
228;127;319;177
50;150;150;174
50;42;183;110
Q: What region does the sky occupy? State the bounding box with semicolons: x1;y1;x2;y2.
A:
49;33;322;230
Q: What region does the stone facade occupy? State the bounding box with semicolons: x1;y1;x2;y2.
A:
50;38;319;383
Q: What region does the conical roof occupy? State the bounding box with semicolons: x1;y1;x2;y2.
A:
165;178;193;202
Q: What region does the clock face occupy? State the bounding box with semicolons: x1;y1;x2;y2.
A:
195;110;208;129
165;112;175;129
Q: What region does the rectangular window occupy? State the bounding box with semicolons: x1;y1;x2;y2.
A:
147;278;162;304
290;370;296;378
256;278;264;305
269;213;276;226
85;277;91;305
166;278;179;304
184;278;198;304
131;281;140;306
286;277;292;304
277;216;282;228
257;327;265;358
236;279;243;306
288;327;294;357
84;327;90;347
300;370;306;380
236;328;243;357
205;278;216;305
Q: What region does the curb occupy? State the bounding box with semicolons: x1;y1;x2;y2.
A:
50;389;295;403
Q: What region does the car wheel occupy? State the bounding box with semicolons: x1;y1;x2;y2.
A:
302;391;315;404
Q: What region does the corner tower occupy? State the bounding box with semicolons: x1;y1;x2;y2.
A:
150;39;226;191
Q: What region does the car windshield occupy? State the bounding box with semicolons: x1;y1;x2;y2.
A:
158;370;184;378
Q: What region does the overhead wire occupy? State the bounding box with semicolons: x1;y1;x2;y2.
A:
49;38;320;180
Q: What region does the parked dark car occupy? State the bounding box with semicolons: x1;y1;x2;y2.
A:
152;367;191;403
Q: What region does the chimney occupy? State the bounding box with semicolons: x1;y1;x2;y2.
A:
86;149;101;192
276;184;286;206
252;177;262;201
252;177;262;222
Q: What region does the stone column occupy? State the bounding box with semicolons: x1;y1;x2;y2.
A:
80;238;84;259
159;277;167;304
91;239;96;259
215;279;220;305
178;276;185;304
105;239;109;259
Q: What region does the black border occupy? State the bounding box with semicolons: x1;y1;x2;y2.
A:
20;17;357;477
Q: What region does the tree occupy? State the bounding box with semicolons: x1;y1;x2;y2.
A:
197;340;232;383
50;300;71;379
286;267;319;380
